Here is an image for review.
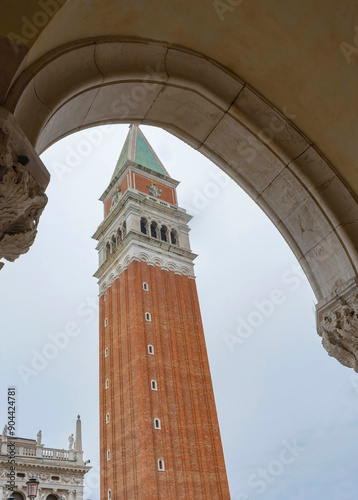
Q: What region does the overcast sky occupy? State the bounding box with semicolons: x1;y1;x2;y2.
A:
1;124;357;499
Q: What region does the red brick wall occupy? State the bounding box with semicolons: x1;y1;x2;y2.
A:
104;172;177;217
133;173;176;205
99;260;230;499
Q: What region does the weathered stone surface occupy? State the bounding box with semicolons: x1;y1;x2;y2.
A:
205;114;284;195
229;86;310;165
146;85;224;143
318;284;358;372
165;48;244;110
0;127;48;266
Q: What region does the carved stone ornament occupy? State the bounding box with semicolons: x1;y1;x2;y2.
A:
148;183;162;198
318;294;358;372
0;129;48;267
68;433;74;449
37;472;51;482
110;186;122;210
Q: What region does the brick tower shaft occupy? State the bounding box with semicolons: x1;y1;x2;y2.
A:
93;125;230;499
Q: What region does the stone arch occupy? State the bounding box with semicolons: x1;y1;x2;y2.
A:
138;252;150;262
111;233;117;251
116;227;122;242
12;493;25;500
167;262;178;272
4;37;358;370
153;257;164;267
160;225;168;242
180;266;191;276
124;255;132;265
105;241;111;259
140;217;149;235
150;220;159;239
170;228;179;246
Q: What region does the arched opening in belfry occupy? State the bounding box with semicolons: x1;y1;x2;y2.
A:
170;229;178;246
106;241;111;258
117;227;122;242
160;225;168;242
111;234;117;251
141;217;148;235
150;221;158;239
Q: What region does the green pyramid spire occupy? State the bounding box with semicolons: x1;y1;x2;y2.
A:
111;125;167;181
111;130;130;180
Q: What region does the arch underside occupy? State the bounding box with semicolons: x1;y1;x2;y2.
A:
3;37;358;370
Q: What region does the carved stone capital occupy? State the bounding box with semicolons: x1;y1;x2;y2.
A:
0;108;50;267
317;279;358;372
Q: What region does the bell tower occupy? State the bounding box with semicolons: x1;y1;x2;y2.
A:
93;125;230;499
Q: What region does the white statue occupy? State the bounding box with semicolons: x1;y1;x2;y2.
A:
2;425;7;440
37;430;42;445
68;433;74;450
110;186;122;210
148;183;162;198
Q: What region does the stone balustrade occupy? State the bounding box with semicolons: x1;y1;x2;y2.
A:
42;447;70;460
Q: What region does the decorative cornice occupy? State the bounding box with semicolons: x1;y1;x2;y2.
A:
95;230;196;288
0;457;90;473
100;159;180;203
93;189;190;242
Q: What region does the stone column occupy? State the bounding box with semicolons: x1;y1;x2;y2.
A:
98;244;105;267
178;222;191;251
317;279;358;372
36;444;44;458
75;488;83;500
75;416;84;464
126;211;141;233
69;489;76;500
1;438;7;455
75;416;82;452
0;107;50;269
